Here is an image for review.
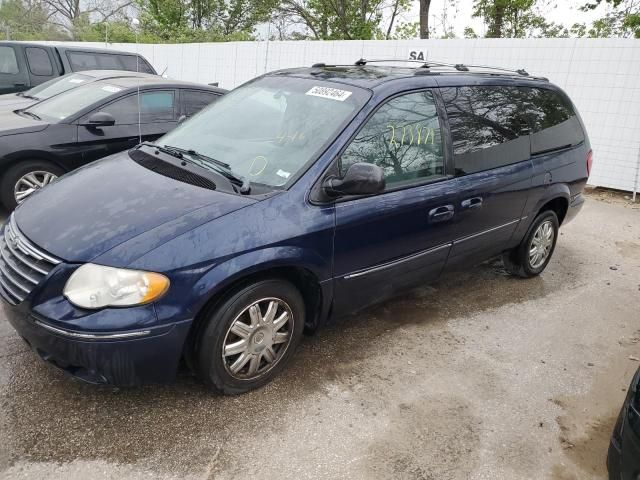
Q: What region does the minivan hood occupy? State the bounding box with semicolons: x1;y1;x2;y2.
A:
14;152;255;263
0;110;48;136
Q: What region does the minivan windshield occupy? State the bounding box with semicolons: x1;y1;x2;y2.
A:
24;81;122;122
25;73;94;100
159;76;370;188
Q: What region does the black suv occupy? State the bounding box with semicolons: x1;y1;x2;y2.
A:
0;42;156;95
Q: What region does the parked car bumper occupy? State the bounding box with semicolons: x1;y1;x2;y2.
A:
3;298;192;386
608;370;640;480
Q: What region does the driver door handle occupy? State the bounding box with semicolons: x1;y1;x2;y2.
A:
428;205;454;223
461;197;483;210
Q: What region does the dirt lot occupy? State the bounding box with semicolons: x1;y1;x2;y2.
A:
0;191;639;480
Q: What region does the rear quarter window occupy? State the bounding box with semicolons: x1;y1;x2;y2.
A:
520;87;585;154
120;55;155;74
182;90;220;116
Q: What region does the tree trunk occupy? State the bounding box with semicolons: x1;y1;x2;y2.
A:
486;2;504;38
419;0;430;39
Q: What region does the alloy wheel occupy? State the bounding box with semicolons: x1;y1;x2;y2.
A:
529;220;554;269
14;171;58;204
222;297;294;380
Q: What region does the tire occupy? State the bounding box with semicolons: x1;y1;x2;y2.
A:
0;160;64;211
197;279;305;395
502;210;559;278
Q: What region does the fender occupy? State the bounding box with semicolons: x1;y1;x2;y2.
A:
153;245;332;326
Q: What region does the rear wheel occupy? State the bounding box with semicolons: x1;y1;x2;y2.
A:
197;279;305;395
503;210;559;278
1;160;64;210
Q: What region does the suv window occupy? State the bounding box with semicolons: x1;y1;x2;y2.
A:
0;47;19;75
182;90;219;116
120;55;155;74
441;86;530;176
340;91;445;188
520;87;585;154
25;47;53;76
67;51;99;71
100;91;175;124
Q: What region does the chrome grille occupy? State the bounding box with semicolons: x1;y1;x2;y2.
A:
0;214;60;305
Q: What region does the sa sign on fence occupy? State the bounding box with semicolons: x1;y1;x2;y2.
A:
409;51;427;61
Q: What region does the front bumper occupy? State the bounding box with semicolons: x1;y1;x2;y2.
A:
4;302;192;386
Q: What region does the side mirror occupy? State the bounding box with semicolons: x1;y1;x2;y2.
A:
322;162;385;198
81;112;115;128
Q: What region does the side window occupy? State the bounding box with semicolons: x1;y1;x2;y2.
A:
520;87;585;154
120;55;155;74
441;86;530;176
100;91;175;124
96;54;122;69
26;48;53;76
340;91;445;188
67;51;99;71
0;47;19;75
182;90;219;116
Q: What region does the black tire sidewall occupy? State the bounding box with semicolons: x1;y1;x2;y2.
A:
197;279;305;395
1;160;64;211
518;211;559;276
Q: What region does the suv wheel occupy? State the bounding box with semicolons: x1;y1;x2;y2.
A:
503;210;559;278
197;279;305;394
1;160;64;210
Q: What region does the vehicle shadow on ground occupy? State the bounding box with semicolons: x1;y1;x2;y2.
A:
0;245;583;471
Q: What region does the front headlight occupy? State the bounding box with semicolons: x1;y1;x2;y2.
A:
63;263;169;309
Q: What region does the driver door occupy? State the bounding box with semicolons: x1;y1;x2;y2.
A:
330;90;460;315
77;89;178;164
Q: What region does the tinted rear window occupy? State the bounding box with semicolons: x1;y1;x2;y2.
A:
441;86;530;175
182;90;220;116
519;87;585;154
120;55;155;74
26;47;53;76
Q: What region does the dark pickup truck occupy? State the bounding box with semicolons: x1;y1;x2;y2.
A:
0;41;156;95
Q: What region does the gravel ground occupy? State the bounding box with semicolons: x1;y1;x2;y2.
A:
0;192;639;480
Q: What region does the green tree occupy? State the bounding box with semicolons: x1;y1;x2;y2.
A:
579;0;640;37
275;0;409;40
0;0;67;40
472;0;566;37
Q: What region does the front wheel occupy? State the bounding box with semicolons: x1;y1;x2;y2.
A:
197;279;305;395
503;211;559;278
1;160;64;210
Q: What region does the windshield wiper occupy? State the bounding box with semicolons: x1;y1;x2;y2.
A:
163;145;251;194
19;110;41;121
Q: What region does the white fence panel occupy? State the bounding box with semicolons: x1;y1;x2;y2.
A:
39;39;640;194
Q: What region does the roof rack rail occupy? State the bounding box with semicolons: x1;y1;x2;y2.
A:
353;58;538;79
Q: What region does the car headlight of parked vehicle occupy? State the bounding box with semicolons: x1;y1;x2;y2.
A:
63;264;169;309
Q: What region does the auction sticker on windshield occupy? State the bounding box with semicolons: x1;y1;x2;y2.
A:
306;86;352;102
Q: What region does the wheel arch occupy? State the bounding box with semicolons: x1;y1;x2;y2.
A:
0;151;67;179
181;255;329;371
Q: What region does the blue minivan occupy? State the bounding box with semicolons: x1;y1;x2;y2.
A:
0;62;590;394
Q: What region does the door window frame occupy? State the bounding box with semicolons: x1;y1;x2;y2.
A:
310;87;455;205
79;89;178;125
